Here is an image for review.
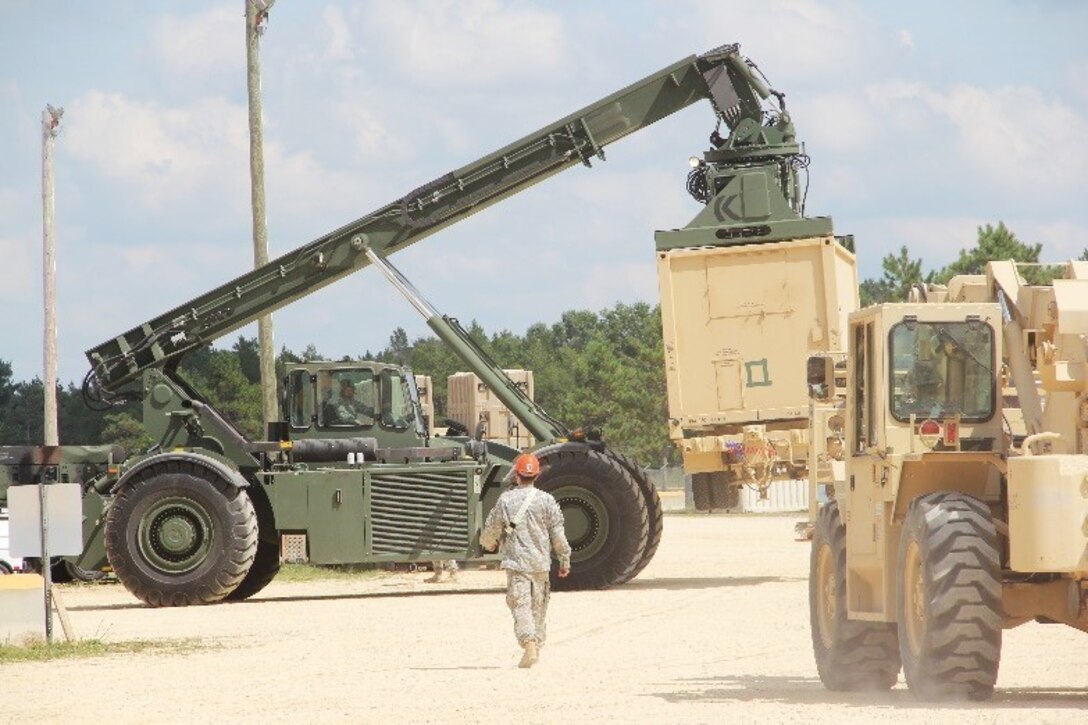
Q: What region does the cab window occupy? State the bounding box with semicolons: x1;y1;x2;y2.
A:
318;370;376;428
287;370;314;429
380;370;413;430
889;321;994;422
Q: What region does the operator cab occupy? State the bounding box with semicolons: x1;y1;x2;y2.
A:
283;362;428;446
808;303;1003;455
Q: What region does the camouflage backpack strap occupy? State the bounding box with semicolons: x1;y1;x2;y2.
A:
504;488;540;536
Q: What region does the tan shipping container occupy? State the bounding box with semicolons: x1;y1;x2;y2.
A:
447;370;535;449
657;236;857;474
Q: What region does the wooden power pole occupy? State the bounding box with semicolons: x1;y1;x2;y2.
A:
246;0;278;429
42;104;63;447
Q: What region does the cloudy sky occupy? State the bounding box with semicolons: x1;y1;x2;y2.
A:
2;1;1086;384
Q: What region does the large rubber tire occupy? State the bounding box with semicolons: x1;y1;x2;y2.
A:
609;451;663;584
0;561;12;575
225;540;280;602
105;462;258;607
897;492;1001;700
691;473;712;511
537;449;647;591
224;487;280;602
810;501;901;691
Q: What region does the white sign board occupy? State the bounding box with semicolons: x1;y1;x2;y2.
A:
8;484;84;557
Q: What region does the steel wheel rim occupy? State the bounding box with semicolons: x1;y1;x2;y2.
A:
903;540;926;657
138;496;214;574
551;485;609;563
815;542;836;649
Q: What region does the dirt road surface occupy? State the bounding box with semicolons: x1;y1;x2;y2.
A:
4;514;1086;723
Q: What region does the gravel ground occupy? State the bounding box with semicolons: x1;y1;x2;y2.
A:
3;514;1086;723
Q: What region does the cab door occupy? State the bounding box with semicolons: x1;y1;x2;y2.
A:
845;318;882;615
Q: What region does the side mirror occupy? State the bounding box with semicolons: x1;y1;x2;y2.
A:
807;355;835;402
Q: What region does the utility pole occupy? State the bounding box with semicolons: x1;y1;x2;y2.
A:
246;0;278;429
42;104;63;448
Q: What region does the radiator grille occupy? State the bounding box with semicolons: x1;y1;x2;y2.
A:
370;469;470;556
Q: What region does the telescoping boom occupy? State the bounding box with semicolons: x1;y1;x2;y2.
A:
84;44;791;394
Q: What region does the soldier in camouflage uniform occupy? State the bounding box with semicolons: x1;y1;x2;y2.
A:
480;452;571;668
425;558;458;583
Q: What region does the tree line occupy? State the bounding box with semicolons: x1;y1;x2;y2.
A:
0;302;672;466
0;222;1065;466
859;221;1084;306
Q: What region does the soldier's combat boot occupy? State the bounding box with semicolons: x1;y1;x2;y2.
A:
518;641;538;669
424;570;444;583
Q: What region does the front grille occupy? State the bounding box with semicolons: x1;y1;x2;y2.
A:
369;469;470;556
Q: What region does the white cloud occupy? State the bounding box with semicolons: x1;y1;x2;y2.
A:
331;100;415;161
794;91;878;153
898;30;915;51
927;85;1088;189
363;0;567;87
860;79;1088;196
322;5;354;62
64;91;250;210
153;7;241;83
61;90;374;222
808;162;873;206
264;143;379;221
683;0;872;84
864;80;933;133
566;168;691;235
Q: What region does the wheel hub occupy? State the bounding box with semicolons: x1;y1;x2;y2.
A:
157;515;198;555
557;496;601;551
138;497;214;574
549;484;610;563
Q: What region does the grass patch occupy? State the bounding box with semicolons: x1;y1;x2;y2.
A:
275;562;393;583
0;637;204;664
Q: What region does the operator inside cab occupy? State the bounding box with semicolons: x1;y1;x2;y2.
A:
901;329;944;415
324;375;375;426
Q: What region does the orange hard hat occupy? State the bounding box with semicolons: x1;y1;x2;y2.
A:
514;452;541;479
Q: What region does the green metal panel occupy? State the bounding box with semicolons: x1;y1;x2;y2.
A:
305;471;367;564
741;173;771;219
655;217;834;251
73;490;108;571
262;462;481;564
365;464;479;561
261;470;309;530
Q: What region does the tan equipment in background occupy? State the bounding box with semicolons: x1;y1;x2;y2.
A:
448;370;536;449
413;374;435;437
